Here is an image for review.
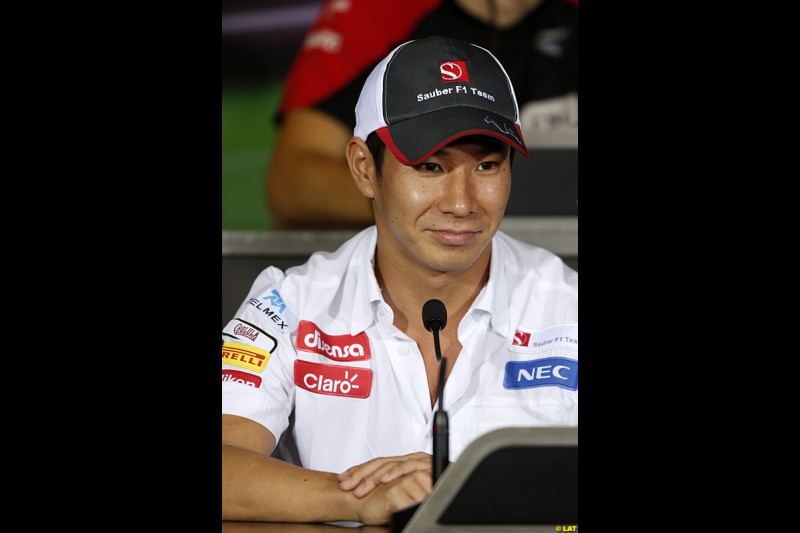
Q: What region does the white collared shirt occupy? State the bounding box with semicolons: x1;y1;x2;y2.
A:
222;226;578;474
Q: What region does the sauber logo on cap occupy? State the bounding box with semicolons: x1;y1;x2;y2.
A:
222;341;270;373
296;320;370;361
440;60;469;82
222;369;262;388
294;360;372;398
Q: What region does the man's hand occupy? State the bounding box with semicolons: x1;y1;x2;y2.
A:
353;466;433;525
338;452;432;498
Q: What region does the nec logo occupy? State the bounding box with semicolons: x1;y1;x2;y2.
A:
294;360;372;398
504;357;578;391
296;320;370;361
222;369;262;388
440;60;469;82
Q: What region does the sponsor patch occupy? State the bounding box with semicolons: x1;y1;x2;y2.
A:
295;320;370;362
294;360;372;398
246;289;297;333
222;318;278;353
222;369;262;388
509;323;578;353
504;357;578;391
222;341;271;373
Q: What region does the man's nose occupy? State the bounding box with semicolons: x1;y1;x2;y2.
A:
437;169;477;216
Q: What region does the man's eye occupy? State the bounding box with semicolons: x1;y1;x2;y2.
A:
418;163;440;172
478;162;497;170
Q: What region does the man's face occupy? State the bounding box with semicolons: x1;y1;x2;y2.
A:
372;135;512;274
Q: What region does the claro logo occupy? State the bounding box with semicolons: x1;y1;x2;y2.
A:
294;360;372;398
295;320;370;361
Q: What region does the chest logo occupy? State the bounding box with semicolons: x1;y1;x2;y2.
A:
504;357;578;391
294;360;372;398
296;320;371;361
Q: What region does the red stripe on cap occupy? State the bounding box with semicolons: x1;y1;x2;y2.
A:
377;127;528;166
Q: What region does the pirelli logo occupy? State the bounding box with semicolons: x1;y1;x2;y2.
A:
222;341;270;373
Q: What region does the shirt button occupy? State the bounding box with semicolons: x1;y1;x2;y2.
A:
398;345;409;356
425;431;432;439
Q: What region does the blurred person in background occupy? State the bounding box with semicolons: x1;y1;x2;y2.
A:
266;0;577;229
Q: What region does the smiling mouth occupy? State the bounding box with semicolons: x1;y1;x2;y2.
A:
429;229;480;246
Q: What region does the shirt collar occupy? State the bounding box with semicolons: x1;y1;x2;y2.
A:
345;229;511;337
345;227;384;335
471;234;510;337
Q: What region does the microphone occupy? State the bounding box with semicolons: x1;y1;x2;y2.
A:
422;299;449;485
422;299;447;361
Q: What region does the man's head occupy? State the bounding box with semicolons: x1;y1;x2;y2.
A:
346;37;527;275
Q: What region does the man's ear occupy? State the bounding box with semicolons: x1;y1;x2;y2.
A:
346;137;377;199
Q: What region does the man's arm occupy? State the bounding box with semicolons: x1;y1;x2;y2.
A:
265;108;374;229
222;414;430;524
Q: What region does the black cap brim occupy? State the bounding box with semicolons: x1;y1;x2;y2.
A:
376;106;529;166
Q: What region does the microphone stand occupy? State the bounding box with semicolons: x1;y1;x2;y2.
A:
431;328;449;484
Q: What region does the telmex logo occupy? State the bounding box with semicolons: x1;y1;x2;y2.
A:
295;320;370;361
439;60;469;82
222;369;262;388
222;341;270;373
294;360;372;398
504;357;578;391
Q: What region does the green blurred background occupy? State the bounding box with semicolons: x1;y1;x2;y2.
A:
222;0;323;230
222;82;281;230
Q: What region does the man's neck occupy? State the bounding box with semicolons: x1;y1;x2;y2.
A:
373;245;492;337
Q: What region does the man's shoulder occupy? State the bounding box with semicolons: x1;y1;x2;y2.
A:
494;231;577;288
285;226;377;281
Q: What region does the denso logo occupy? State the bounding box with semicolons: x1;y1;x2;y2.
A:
295;320;370;361
294;360;372;398
503;357;578;391
222;369;262;388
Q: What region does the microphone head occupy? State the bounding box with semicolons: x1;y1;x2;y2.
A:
422;299;448;332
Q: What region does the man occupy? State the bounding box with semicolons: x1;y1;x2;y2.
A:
222;36;578;525
266;0;578;228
